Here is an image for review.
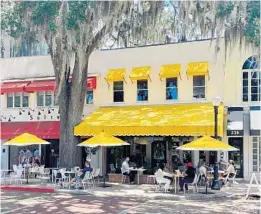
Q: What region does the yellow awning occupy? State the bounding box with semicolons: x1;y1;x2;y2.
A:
160;64;181;78
105;68;126;82
177;136;238;151
187;62;209;76
3;133;50;146
77;132;129;148
74;103;224;137
130;66;151;80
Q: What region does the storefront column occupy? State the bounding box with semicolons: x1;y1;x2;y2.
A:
146;142;151;167
193;151;199;167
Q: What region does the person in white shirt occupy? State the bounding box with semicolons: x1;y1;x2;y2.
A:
121;157;136;184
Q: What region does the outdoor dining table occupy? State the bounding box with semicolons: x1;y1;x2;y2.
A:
65;171;77;189
129;168;146;185
173;174;183;194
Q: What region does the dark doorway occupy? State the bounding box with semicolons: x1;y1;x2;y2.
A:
151;141;166;171
228;137;244;178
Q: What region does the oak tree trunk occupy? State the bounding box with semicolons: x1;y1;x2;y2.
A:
58;57;88;168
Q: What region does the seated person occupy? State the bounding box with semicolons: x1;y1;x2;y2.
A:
164;162;173;174
179;162;195;192
219;154;228;171
156;165;171;191
67;162;93;186
222;160;236;178
121;157;136;184
159;162;174;183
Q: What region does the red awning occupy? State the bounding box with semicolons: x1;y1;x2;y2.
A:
1;121;60;140
24;80;56;92
0;81;31;94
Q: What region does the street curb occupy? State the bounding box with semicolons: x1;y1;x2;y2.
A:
0;185;55;193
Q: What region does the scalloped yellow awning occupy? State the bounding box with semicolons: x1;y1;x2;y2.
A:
74;103;224;137
105;68;126;82
160;64;181;78
130;66;151;80
187;62;209;76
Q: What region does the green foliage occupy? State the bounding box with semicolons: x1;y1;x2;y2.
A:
216;1;234;18
244;1;260;47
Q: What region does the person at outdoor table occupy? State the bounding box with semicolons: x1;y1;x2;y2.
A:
121;157;136;184
219;153;228;170
164;162;173;174
159;162;174;183
179;162;195;192
67;162;93;187
222;160;236;178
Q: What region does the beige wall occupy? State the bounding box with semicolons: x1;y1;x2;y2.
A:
90;39;226;106
1;39;258;121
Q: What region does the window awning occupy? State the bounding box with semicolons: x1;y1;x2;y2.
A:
130;66;151;80
160;64;181;78
74;103;224;137
25;80;55;92
0;81;31;94
105;68;126;82
1;121;60;140
187;62;209;76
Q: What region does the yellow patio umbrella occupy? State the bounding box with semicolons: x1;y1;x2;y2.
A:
4;133;50;184
176;136;238;151
4;133;50;146
78;132;129;147
77;132;129;187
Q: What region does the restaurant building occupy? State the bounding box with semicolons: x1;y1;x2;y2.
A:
0;39;259;180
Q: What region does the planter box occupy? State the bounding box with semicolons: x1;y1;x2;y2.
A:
108;173;155;185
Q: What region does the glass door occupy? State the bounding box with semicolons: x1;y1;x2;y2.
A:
228;137;244;178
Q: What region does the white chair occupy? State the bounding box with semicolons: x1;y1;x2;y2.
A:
154;171;170;193
183;174;199;194
224;170;238;187
82;171;94;190
38;168;50;183
59;168;69;187
121;168;130;184
10;168;23;185
53;170;62;186
92;168;100;186
0;171;6;185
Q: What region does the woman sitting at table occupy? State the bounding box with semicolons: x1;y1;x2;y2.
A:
179;162;195;192
222;160;236;178
158;162;174;183
67;162;93;187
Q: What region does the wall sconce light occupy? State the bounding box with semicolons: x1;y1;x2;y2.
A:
48;107;55;114
28;108;34;116
19;108;25;115
38;108;45;115
57;115;60;119
8;115;15;122
0;116;6;122
58;109;60;114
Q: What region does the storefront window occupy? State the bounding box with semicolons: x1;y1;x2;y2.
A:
14;92;21;107
45;91;52;106
193;76;205;99
113;81;124;102
7;92;29;108
137;80;148;101
86;90;93;104
7;93;13;108
166;78;178;100
252;137;261;172
22;93;29;107
37;91;56;106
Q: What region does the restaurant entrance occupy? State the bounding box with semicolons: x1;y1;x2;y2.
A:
228;137;244;178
